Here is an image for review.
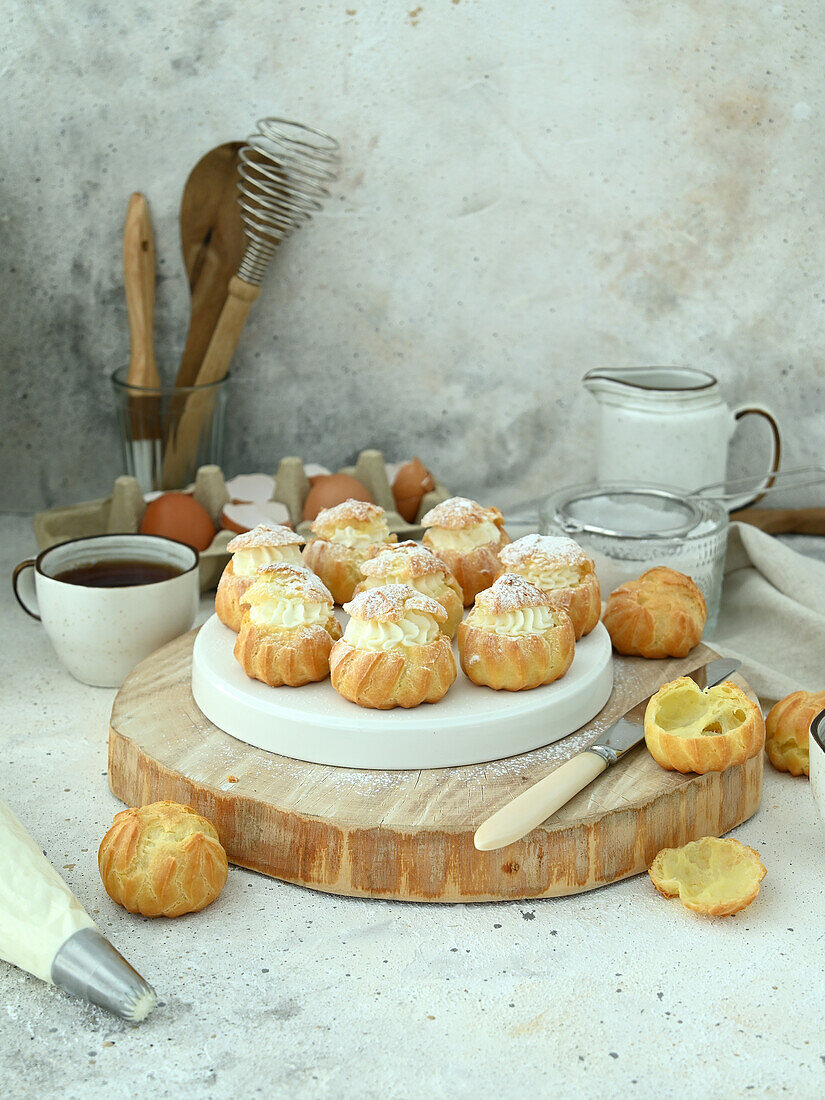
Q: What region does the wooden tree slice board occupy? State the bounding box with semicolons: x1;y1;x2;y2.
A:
108;630;763;903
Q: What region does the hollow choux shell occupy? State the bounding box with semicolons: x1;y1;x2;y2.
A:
644;677;765;773
649;836;766;917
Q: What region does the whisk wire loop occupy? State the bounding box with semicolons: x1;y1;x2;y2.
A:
236;116;340;285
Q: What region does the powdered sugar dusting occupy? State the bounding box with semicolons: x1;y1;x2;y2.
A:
420;496;502;529
311;499;386;532
249;562;333;604
500;533;592;569
361;541;448;579
474;573;553;614
344;583;447;622
227;524;305;552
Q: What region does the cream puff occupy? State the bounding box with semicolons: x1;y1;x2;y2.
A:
354;541;464;638
497;534;600;640
234;563;341;687
603;567;706;659
98;801;228;918
420;496;510;606
215;523;305;632
330;584;456;709
302;499;396;604
458;573;575;691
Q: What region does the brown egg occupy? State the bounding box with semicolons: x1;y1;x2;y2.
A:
302;474;373;521
140;492;216;551
392;457;435;522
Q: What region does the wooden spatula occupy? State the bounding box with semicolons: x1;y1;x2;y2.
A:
175;141;246;389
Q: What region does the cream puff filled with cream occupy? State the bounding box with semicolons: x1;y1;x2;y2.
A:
354;541;464;638
215;524;306;632
420;497;510;606
497;534;601;640
330;584;456;709
458;573;575;691
302;500;397;605
234;563;341;687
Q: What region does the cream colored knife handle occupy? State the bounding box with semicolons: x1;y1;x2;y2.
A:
474;751;607;851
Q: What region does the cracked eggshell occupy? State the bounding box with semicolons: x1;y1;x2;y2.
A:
220;500;292;534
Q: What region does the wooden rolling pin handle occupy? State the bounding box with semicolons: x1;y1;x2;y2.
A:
731;507;825;537
191;276;262;389
473;751;607;851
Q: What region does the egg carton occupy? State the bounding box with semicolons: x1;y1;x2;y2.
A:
32;451;450;592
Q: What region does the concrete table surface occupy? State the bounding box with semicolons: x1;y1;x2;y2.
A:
1;513;824;1100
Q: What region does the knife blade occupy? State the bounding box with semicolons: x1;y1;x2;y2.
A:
473;657;741;852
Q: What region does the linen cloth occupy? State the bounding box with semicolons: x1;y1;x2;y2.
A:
713;522;825;707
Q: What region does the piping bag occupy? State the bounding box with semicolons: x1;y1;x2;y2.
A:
0;796;156;1021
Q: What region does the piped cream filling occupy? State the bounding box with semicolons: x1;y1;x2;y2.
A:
511;564;583;590
248;598;331;631
233;544;303;577
426;521;499;552
328;525;389;548
344;612;439;651
468;606;559;637
362;573;447;601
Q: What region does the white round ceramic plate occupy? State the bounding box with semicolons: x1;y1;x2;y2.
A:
191;614;614;770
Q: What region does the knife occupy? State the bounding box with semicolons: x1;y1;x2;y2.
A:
473;657;741;852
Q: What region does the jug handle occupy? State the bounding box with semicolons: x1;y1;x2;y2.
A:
730;405;782;509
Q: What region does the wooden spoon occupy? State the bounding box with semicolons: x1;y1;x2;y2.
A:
175;141;246;389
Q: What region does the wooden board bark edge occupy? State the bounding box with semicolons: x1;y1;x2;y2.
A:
108;642;763;903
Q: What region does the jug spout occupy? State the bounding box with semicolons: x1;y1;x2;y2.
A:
583;367;717;399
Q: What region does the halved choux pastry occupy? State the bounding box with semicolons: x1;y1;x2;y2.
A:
216;523;306;632
354;541;463;638
234;563;341;687
644;676;765;773
602;566;706;659
765;690;825;776
420;496;510;606
458;573;575;691
330;584;456;709
302;499;396;604
497;534;600;640
649;836;766;917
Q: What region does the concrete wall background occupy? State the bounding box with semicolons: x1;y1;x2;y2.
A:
1;1;823;512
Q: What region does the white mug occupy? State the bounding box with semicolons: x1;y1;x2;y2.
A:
13;534;200;687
